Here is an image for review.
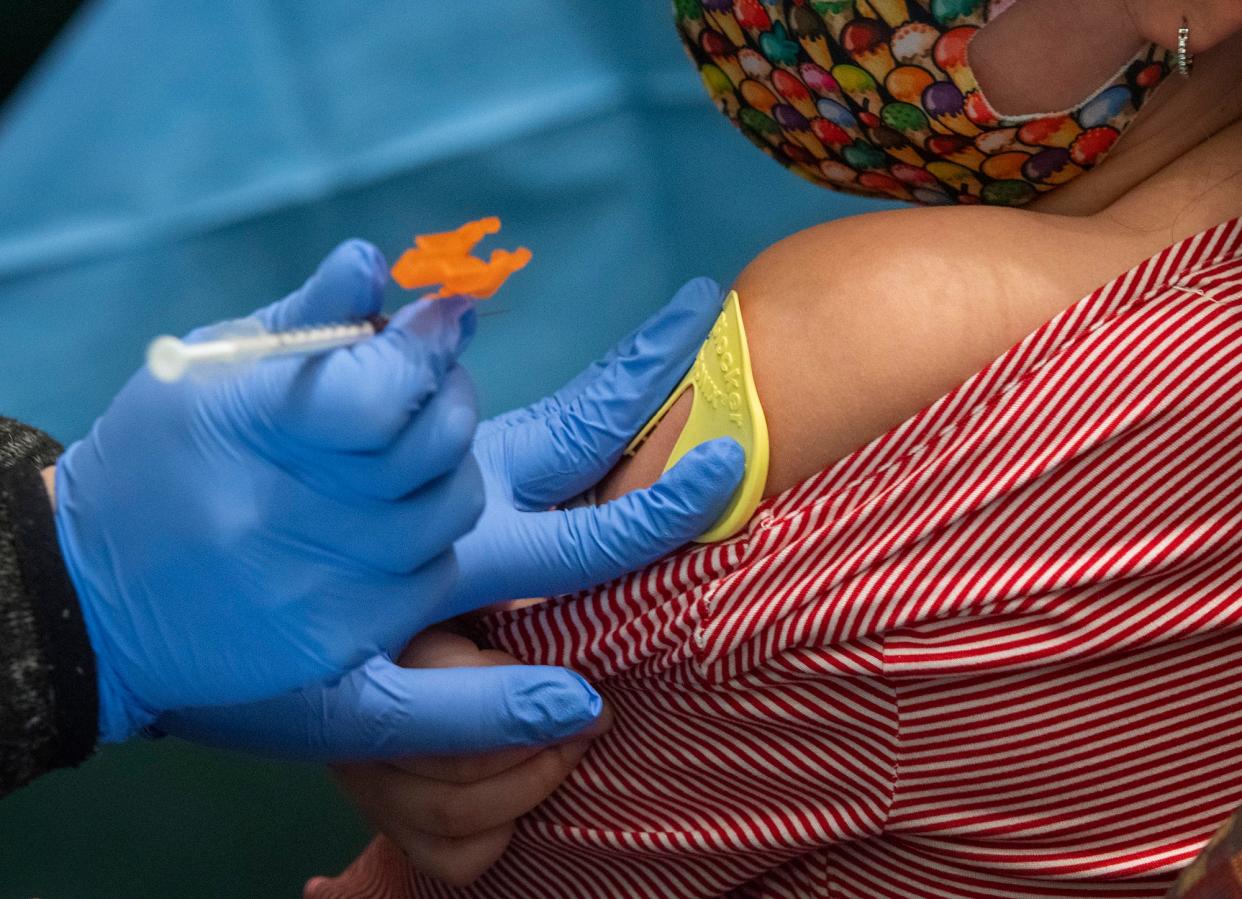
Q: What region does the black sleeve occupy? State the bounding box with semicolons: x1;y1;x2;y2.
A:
0;417;97;797
0;1;90;105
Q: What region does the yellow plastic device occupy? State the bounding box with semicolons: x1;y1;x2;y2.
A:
624;290;769;543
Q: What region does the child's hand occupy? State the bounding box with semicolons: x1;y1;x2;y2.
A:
329;630;613;889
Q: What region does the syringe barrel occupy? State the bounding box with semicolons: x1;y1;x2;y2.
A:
147;320;379;383
267;322;378;357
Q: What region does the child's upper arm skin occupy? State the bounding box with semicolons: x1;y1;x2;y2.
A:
597;206;1103;507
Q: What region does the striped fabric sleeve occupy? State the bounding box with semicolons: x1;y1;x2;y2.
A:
0;417;97;796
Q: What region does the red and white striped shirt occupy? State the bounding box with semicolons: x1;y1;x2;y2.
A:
310;218;1242;899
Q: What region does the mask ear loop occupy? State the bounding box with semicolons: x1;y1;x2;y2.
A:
1177;17;1194;79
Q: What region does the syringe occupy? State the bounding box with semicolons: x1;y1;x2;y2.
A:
146;316;388;383
146;216;531;383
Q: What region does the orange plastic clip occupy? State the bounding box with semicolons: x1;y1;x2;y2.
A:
390;217;532;299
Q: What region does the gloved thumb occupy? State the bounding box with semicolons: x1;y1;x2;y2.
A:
157;655;603;761
253;240;387;333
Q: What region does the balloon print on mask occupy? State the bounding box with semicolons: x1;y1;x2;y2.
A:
674;0;1174;205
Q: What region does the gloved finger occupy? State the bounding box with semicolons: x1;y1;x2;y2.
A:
348;661;604;759
279;365;478;503
257;297;476;451
537;438;745;597
509;277;726;509
252;239;387;333
389;637;614;782
483;277;724;439
272;454;483;577
159;656;602;761
553;276;725;410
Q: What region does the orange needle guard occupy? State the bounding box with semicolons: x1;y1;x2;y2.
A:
390;217;532;299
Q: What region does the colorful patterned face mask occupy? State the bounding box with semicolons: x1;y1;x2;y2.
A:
674;0;1174;206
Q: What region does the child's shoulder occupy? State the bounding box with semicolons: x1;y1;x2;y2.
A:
731;205;1144;494
600;206;1158;505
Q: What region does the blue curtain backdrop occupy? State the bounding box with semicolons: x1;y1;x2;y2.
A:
0;1;880;894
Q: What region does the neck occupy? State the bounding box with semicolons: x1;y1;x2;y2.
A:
1029;30;1242;238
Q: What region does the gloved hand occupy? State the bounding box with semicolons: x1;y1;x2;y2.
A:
451;276;745;609
152;277;742;761
54;240;485;744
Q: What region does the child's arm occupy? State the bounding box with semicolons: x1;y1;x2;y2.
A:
599;205;1135;507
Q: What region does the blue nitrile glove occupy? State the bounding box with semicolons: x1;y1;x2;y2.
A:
151;277;742;761
452;276;745;608
157;652;601;760
54;240;486;745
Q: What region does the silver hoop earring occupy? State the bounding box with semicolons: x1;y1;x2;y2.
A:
1177;17;1194;79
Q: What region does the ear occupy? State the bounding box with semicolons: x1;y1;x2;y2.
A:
1128;1;1242;54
